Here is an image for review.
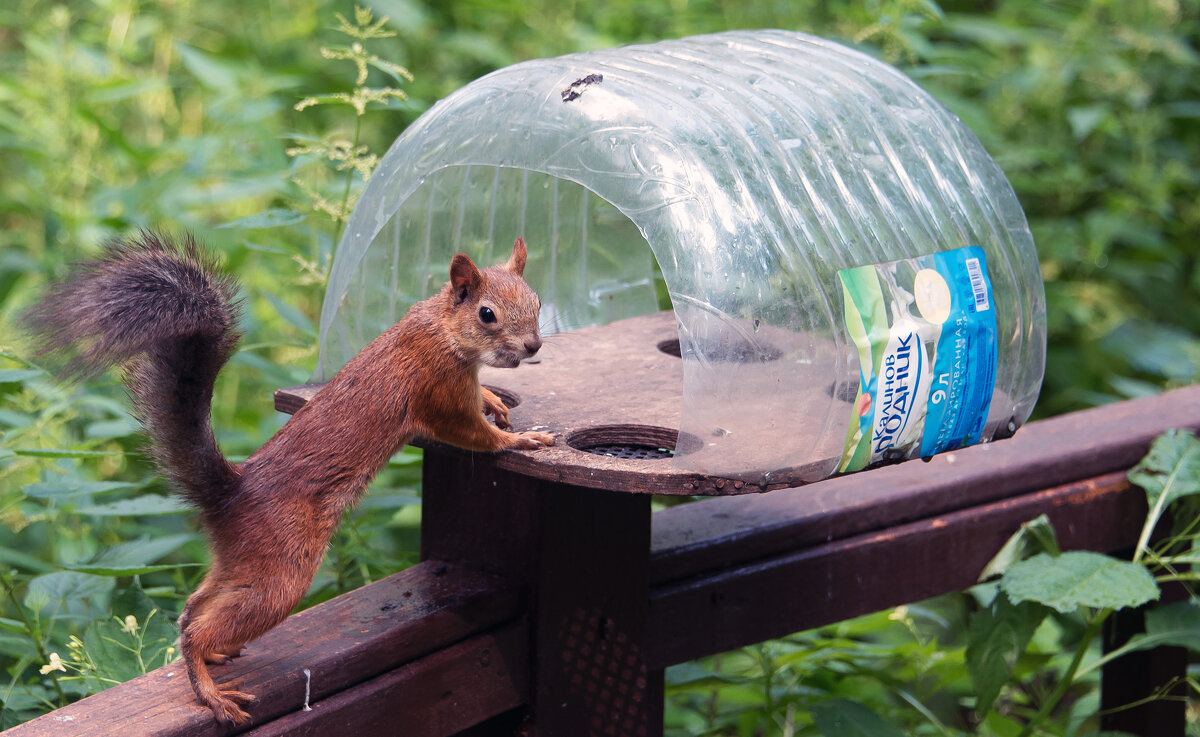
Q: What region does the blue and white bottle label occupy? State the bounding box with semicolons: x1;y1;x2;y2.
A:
838;246;998;473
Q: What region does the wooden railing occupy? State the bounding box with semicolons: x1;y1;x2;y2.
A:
7;378;1199;737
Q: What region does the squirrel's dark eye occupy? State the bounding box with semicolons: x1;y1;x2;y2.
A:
478;306;497;324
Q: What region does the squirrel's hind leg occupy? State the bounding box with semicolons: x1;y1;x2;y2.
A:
179;581;300;724
184;646;256;725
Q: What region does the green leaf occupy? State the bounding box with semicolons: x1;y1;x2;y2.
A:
1104;324;1200;383
24;571;115;618
1;702;22;730
76;494;192;516
262;291;316;337
84;77;169;104
1129;430;1200;508
999;552;1159;613
84;417;141;440
66;563;203;577
91;534;197;568
979;514;1061;581
1122;600;1200;654
1067;104;1111;141
810;699;907;737
0;369;42;383
174;43;239;91
217;208;307;230
67;534;202;576
0;546;55;573
966;594;1050;715
81;582;177;684
1128;430;1200;562
13;448;125;459
22;479;141;499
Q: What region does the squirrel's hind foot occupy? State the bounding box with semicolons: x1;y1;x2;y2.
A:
203;686;256;724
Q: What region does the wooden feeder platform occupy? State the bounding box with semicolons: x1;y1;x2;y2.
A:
277;310;837;496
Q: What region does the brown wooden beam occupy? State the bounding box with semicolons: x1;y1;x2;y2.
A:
647;472;1144;668
5;562;521;737
649;384;1200;586
242;621;528;737
421;453;663;737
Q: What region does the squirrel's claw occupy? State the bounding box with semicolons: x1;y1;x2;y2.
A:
205;687;256;724
203;646;243;665
482;391;511;429
510;430;555;449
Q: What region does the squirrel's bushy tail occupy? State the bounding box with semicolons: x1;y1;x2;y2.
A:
22;232;242;512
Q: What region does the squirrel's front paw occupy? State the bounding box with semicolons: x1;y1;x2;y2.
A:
482;389;512;429
509;430;555;449
485;402;511;429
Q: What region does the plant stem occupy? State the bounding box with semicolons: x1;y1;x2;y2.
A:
1015;610;1109;737
0;569;66;705
329;113;363;276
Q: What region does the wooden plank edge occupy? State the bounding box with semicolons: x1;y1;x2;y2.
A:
243;621;528;737
3;561;521;737
646;472;1144;668
649;384;1200;585
275;382;798;497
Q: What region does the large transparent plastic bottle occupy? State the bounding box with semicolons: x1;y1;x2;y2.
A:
317;29;1046;484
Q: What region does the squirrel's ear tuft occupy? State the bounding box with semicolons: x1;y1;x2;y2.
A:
450;253;483;304
505;237;527;276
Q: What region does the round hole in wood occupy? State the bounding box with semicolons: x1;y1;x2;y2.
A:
567;424;682;461
656;338;782;362
482;385;520;408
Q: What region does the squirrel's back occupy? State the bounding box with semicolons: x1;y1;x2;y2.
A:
22;232;242;513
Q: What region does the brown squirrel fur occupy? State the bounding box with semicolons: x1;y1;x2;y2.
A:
22;231;554;724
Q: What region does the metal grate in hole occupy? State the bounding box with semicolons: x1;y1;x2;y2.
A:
584;443;675;460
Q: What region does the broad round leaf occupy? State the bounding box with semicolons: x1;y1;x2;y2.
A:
1000;551;1159;613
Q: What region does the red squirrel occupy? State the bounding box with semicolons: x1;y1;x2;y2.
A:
22;232;554;723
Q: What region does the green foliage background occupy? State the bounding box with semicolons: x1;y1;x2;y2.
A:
0;0;1198;732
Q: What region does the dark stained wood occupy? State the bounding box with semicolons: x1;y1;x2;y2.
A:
645;472;1145;668
5;562;520;737
243;622;527;737
649;383;1200;584
421;452;663;737
1101;581;1189;734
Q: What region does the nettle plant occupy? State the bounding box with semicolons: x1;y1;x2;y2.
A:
965;428;1200;736
286;5;412;281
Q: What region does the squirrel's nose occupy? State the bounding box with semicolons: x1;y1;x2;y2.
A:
524;337;542;355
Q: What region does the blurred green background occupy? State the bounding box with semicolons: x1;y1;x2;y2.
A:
0;0;1197;732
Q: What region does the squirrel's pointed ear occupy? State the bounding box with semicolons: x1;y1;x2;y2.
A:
450;253;483;304
505;237;527;277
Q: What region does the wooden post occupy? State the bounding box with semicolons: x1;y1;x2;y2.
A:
1100;581;1188;734
422;449;663;737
